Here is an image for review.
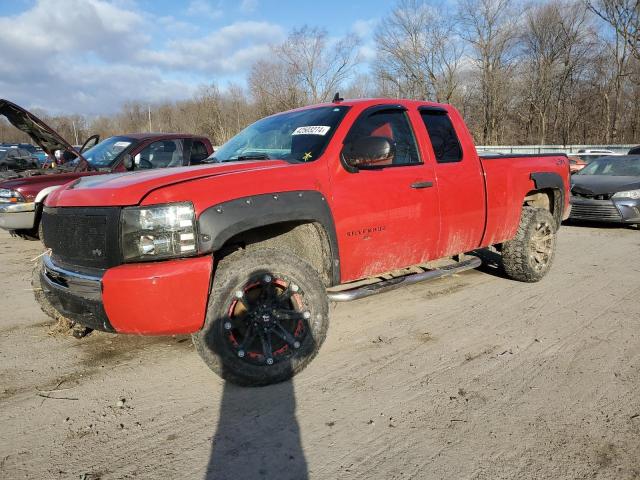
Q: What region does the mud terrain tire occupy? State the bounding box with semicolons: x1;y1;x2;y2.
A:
193;247;329;386
502;206;557;282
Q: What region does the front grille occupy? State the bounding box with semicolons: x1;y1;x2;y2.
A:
572;191;613;200
42;207;121;269
570;202;622;221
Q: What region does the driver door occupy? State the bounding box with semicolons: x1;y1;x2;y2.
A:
330;105;441;282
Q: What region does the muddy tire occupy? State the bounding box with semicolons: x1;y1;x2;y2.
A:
31;258;73;331
193;247;329;387
502;206;557;283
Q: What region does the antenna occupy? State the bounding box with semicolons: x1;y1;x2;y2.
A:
332;92;343;103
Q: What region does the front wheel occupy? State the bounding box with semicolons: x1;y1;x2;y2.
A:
502;206;557;282
193;247;329;386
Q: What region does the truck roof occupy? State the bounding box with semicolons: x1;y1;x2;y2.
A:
285;97;448;113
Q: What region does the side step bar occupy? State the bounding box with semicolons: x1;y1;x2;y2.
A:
327;256;482;302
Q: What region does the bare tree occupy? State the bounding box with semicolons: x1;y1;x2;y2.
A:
274;26;361;103
587;0;640;59
248;60;306;116
374;0;464;102
586;0;638;141
519;1;595;144
458;0;518;144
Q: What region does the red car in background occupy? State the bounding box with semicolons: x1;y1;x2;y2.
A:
568;155;587;174
0;99;214;239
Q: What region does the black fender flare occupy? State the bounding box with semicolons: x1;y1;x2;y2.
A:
197;190;340;285
529;172;566;226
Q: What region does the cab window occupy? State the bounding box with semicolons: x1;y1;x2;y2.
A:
420;110;463;163
343;108;421;168
134;139;185;169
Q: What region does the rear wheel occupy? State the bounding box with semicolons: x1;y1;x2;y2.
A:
193;247;329;386
502;206;557;282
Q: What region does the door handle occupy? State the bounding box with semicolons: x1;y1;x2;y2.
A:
410;181;433;189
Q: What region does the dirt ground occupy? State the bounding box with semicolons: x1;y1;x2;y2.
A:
1;224;639;480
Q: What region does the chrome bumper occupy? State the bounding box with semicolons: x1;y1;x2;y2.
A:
0;202;35;230
39;254;113;332
41;253;103;301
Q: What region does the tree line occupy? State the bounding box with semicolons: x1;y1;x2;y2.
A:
2;0;639;147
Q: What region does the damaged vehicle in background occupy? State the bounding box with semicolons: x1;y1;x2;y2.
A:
0;146;39;171
0;99;214;240
569;155;640;227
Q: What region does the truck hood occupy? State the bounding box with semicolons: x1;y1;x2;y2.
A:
48;160;290;207
571;175;640;195
0;99;88;166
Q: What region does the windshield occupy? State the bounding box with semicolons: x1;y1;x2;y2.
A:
577;156;640;176
65;136;136;170
211;106;350;163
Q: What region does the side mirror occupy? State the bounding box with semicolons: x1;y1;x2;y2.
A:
342;136;395;171
122;154;134;170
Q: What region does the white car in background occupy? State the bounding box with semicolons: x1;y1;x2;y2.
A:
575;149;623;163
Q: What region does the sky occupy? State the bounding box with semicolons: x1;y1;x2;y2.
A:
0;0;395;116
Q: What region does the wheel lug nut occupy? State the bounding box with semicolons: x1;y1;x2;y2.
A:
266;358;274;365
302;311;311;319
235;290;244;299
237;350;245;358
290;283;299;292
224;321;232;330
294;341;301;349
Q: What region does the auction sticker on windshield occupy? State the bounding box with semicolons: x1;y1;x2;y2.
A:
292;126;331;136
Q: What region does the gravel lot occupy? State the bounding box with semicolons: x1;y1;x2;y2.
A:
1;224;639;480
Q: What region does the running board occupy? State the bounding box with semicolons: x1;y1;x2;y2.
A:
326;256;482;302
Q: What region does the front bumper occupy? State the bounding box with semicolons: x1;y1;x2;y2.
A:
0;202;35;230
39;253;213;335
40;254;114;332
569;196;640;224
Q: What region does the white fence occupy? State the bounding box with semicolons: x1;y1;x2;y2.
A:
476;144;636;155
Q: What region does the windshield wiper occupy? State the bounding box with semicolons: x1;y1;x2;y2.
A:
235;153;270;161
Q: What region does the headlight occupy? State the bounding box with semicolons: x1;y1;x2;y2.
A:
0;188;24;203
612;189;640;200
121;202;197;262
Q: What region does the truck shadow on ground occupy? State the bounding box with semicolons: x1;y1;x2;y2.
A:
203;267;311;479
204;375;308;480
470;248;510;279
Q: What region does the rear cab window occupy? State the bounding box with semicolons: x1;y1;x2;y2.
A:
419;107;463;163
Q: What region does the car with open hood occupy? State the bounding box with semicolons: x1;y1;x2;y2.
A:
569;155;640;226
0;99;214;239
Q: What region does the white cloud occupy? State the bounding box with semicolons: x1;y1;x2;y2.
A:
352;18;378;39
138;21;284;74
0;0;282;115
240;0;258;13
186;0;223;20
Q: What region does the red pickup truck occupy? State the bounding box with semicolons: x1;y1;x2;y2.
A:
35;98;570;386
0;99;214;239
